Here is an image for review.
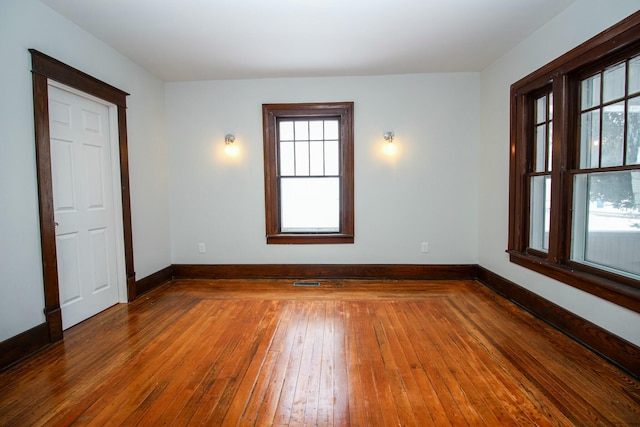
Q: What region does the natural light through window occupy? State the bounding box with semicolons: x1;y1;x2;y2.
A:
262;102;354;244
508;14;640;310
278;119;340;232
529;91;553;253
571;56;640;279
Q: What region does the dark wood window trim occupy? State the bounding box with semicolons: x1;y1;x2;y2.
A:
508;12;640;314
30;49;136;343
262;102;354;244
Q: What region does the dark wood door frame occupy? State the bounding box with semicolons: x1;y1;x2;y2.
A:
30;49;136;343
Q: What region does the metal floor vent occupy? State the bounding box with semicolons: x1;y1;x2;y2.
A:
293;281;321;287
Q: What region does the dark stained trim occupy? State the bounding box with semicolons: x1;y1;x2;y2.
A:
31;70;63;343
29;50;135;348
262;102;355;244
509;252;640;313
0;323;50;372
136;266;174;296
477;266;640;379
172;264;479;280
508;11;640;313
30;50;128;107
511;11;640;95
116;105;137;302
3;263;638;379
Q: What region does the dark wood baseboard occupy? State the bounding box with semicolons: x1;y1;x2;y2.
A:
0;265;172;372
172;263;478;280
0;323;50;372
476;266;640;379
135;265;174;296
3;263;638;379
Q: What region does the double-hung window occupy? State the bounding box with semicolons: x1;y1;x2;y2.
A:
262;102;354;244
509;12;640;313
571;58;640;279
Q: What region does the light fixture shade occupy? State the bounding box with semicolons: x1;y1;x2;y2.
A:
225;133;235;144
383;131;394;142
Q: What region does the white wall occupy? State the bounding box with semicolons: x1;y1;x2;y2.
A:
479;0;640;346
167;74;480;265
0;0;171;342
4;0;637;352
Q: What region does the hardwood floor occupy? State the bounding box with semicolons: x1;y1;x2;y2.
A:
1;279;638;426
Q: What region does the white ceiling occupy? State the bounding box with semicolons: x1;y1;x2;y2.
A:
41;0;576;82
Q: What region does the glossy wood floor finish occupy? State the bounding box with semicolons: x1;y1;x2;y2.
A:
1;279;639;426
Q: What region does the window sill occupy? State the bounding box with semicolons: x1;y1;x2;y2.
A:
507;251;640;313
266;233;354;245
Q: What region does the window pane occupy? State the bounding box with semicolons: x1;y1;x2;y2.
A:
572;171;640;279
582;74;601;110
628;96;640;165
535;124;547;172
309;121;324;140
324;120;339;140
580;110;601;168
325;140;339;175
530;175;551;252
603;62;626;103
536;96;546;124
601;101;625;167
294;140;309;175
629;55;640;96
280;121;294;141
280;177;340;232
309;140;324;175
294;121;309;141
280;140;295;176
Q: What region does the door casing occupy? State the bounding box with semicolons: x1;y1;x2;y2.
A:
30;49;136;342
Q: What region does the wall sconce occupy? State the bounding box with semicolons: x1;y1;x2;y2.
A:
382;131;396;156
224;133;238;157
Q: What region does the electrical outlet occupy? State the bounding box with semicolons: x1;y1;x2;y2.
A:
198;243;206;253
421;242;429;253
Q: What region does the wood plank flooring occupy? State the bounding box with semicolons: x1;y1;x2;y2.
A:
0;279;639;426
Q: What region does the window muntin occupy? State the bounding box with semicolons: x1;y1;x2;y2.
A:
570;56;640;280
534;92;553;173
508;12;640;313
278;119;341;233
579;58;640;169
262;102;354;244
529;91;553;252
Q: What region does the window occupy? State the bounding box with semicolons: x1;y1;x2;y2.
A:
262;102;354;244
572;59;640;279
509;12;640;313
529;88;553;253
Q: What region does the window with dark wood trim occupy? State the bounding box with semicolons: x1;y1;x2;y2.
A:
509;11;640;313
262;102;354;244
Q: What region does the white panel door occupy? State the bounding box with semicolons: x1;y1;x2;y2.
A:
49;84;120;330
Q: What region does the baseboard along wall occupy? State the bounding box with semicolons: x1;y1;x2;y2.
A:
2;263;638;379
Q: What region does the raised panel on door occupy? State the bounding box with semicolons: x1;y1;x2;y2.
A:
84;143;105;210
88;227;110;293
51;138;76;212
56;232;82;307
